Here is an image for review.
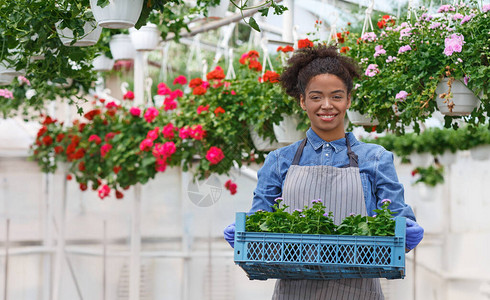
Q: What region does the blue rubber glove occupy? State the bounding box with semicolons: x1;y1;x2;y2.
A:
224;222;235;248
406;218;424;251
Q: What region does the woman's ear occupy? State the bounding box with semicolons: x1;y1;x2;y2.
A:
347;93;351;109
300;95;307;111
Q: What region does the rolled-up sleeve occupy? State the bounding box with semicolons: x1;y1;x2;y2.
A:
249;151;283;213
375;150;416;221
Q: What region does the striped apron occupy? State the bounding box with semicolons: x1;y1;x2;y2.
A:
271;135;384;300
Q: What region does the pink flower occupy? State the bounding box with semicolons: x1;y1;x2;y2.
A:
139;138;154;151
162;123;175;139
123;91;135;100
152;142;176;159
365;64;379;77
386;56;397;63
463;75;470;86
483;4;490;12
155;159;167;172
452;13;464;20
0;89;14;99
398;45;412;53
201;81;210;89
163;97;177;111
100;143;112;157
460;14;474;25
429;22;441;29
105;132;116;141
444;33;464;56
224;179;238;195
173;75;187;85
190;124;206;140
157;82;172;96
106;101;118;109
88;134;102;145
144;107;159;123
373;45;386;57
98;184;111;199
395;90;408;101
361;32;377;42
147;127;160;141
17;76;30;86
170;89;183;99
231;90;236;95
129;107;141;117
205;146;224;165
197;104;210;114
179;126;191;139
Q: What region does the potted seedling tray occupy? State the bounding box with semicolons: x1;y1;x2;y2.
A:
234;212;406;280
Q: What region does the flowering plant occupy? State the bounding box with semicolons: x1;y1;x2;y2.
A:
337;2;490;133
245;198;396;236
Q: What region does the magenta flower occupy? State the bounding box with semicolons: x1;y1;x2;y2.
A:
163;97;177;111
98;185;111;199
146;127;160;141
144;107;159;123
483;4;490;12
312;199;322;204
395;90;408;101
178;126;191;139
460;14;474;25
100;143;112;157
139;138;154;151
205;146;225;165
190;124;206;140
172;75;187;85
162;123;175;139
437;4;455;12
361;32;377;42
452;13;464;20
155;159;167;172
464;75;470;86
373;45;386;57
129;107;141;117
88;134;102;145
381;199;392;204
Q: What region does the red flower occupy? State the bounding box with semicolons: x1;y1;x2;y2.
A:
197;104;210;115
192;86;207;95
189;78;203;88
37;126;47;138
162;123;175;139
147;127;160;141
261;70;280;83
56;133;65;142
42;116;56;125
155;159;167;172
106;101;119;109
66;174;72;180
206;66;225;81
340;46;350;53
139;138;154;151
105;132;116;141
179;126;191;139
115;190;124;199
281;45;294;52
144;107;159;123
98;184;111;200
54;146;64;154
377;20;387;29
276;46;283;52
88;134;102;145
130;107;141;117
205;146;224;165
411;169;419;176
79;183;88;191
298;38;314;49
224;179;238;195
190;124;206;140
248;60;262;72
42;135;53;146
78;161;85;171
214;106;225;116
83;109;101;121
100;144;112;157
123;91;135;100
113;166;122;174
173;75;187;85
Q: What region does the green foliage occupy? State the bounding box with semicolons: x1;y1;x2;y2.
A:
245;198;396;236
412;166;445;187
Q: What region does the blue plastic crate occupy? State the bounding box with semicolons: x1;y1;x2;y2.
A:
234;212;406;280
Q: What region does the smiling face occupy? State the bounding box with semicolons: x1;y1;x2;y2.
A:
300;73;351;142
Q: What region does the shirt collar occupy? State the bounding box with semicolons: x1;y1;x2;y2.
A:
306;128;358;153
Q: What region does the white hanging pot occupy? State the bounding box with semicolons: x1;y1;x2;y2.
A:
435;78;480;116
90;0;144;29
470;144;490;161
207;0;230;19
249;126;282;152
0;61;24;77
410;152;433;168
346;110;379;126
109;34;136;60
273;114;306;145
0;73;15;86
56;20;102;47
436;151;457;166
129;23;161;51
92;54;114;71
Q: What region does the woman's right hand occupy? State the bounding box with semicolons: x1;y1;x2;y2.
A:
223;222;235;248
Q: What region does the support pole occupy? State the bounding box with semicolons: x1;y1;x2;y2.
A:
3;219;9;300
133;51;145;107
129;184;142;300
52;165;68;300
103;220;107;300
282;0;294;43
42;173;54;300
181;170;190;300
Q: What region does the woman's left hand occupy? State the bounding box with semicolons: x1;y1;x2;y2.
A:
405;218;424;252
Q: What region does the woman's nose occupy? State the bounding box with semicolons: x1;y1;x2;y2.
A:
320;98;334;109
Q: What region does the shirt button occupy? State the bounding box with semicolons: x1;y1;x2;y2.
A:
325;153;329;157
326;144;330;147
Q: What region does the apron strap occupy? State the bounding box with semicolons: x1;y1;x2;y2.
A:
291;134;359;167
292;138;307;165
345;133;359;168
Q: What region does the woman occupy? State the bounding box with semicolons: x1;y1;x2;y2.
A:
224;45;423;299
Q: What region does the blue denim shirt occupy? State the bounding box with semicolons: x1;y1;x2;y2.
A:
250;128;416;221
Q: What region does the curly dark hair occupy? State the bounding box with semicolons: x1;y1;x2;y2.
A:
279;45;360;103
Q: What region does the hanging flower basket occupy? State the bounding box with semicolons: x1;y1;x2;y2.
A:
207;0;230;19
92;54;114;72
273;114;306;145
56;20;102;47
109;34;136;60
410;152;433;168
470;145;490;161
249;126;282;152
435;78;480;116
346;110;379;126
0;59;24;77
436;151;457;166
129;23;161;51
89;0;144;29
